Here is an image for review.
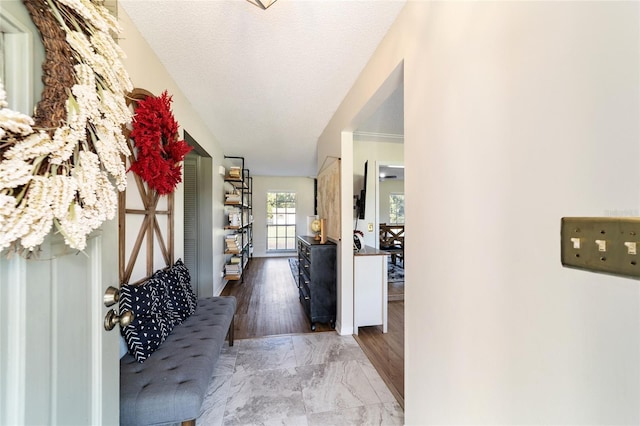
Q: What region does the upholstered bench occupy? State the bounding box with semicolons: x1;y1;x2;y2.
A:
118;260;236;426
120;296;236;426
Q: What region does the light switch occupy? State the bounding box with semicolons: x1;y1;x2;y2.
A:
561;217;640;278
625;242;637;255
368;223;374;232
571;237;581;249
595;239;607;252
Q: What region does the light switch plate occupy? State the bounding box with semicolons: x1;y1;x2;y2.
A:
561;217;640;278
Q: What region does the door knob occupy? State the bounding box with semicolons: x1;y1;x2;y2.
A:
103;286;120;307
104;309;134;331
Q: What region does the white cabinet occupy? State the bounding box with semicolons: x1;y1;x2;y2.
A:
354;247;388;334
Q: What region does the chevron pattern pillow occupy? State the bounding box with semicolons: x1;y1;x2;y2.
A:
119;277;175;363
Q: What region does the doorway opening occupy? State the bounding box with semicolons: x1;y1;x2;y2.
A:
183;131;213;297
350;66;404;407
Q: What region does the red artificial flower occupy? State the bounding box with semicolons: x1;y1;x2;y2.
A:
129;91;193;194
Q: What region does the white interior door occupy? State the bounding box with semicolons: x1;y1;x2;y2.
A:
0;219;120;425
0;3;119;423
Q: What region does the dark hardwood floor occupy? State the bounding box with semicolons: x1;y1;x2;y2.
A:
220;256;404;406
220;257;332;338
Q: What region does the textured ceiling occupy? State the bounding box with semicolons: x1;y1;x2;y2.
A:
119;0;406;176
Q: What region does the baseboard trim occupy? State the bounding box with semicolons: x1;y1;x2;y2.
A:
336;320;353;336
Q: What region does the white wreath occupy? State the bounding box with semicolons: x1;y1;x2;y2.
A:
0;0;133;253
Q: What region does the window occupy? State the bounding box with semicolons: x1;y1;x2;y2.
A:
266;192;296;251
389;193;405;224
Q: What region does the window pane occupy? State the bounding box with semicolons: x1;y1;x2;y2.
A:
389;193;405;224
286;237;295;249
267;194;275;213
267;192;297;251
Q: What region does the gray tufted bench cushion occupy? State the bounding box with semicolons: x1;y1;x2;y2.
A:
120;296;236;426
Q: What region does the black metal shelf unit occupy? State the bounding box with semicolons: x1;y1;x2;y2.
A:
223;156;253;282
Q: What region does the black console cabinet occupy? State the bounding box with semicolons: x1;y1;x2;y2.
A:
297;236;336;331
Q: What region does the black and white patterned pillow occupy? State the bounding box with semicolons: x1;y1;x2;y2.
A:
153;268;185;325
122;313;165;363
148;273;180;330
119;283;153;316
171;259;197;316
119;278;175;363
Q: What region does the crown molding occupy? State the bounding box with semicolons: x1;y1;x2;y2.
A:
353;131;404;143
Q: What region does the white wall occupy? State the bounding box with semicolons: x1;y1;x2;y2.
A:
251;176;316;257
119;9;228;295
319;1;640;424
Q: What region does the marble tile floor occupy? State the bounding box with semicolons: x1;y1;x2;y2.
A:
196;332;404;426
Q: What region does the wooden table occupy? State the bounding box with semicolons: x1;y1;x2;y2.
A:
379;223;404;265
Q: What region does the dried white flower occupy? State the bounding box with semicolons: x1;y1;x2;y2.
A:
93;0;122;34
0;193;18;250
90;32;133;94
26;176;53;214
99;90;133;128
96;172;118;220
50;125;84;164
0;0;132;254
93;123;126;175
58;0;111;34
17;176;55;250
56;203;88;251
69;65;100;128
50;175;77;219
0;107;34;138
0;193;15;217
0;202;27;252
66;30;96;64
91;31;123;65
70;86;98;128
75;150;101;207
20;213;53;251
3;131;58;161
0;159;34;189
